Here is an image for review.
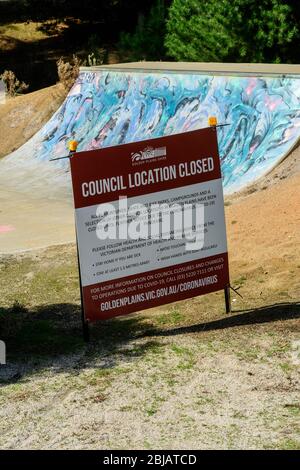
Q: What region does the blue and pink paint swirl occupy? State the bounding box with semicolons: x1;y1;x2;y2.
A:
13;70;300;193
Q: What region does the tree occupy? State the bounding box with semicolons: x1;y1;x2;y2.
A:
165;0;299;63
118;0;168;61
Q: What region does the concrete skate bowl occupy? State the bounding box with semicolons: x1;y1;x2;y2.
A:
1;62;300;252
2;62;300;195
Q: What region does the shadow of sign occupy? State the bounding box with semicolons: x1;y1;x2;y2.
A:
0;340;6;364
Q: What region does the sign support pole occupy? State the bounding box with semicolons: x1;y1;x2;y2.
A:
51;142;90;341
224;285;231;314
76;235;90;342
69;141;90;342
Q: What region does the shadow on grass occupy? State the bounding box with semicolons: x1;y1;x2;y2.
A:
0;302;159;383
0;301;299;383
144;302;300;338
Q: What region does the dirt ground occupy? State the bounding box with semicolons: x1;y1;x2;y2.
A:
0;84;66;159
0;166;299;449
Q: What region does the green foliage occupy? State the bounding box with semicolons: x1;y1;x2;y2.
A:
118;0;167;61
165;0;300;63
165;0;236;62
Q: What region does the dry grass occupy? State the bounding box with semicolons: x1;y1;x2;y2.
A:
56;55;80;91
0;20;69;44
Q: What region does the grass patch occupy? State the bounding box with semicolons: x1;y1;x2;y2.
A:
266;341;290;358
156;307;184;326
284;404;300;416
171;344;191;356
279;362;294;374
119;405;134;412
121;341;163;358
171;344;196;370
144;396;166;417
0;22;50;42
236;346;260;361
234;275;247;286
265;439;300;450
279;439;300;450
196;396;215;407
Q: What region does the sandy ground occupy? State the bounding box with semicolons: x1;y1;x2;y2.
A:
1;335;299;450
0;180;74;253
227;172;300;269
0;84;66;159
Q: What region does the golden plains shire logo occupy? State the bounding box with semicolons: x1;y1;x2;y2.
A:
131;146;167;163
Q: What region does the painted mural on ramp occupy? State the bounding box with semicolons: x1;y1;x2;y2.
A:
2;65;300;194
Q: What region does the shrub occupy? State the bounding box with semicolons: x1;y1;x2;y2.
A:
0;70;29;97
56;55;81;91
118;0;167;61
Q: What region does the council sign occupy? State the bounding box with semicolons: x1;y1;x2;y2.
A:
70;127;229;323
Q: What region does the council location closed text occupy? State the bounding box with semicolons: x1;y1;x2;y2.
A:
81;157;215;197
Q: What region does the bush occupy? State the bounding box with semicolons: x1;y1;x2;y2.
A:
165;0;300;64
56;55;81;91
118;0;167;61
0;70;29;97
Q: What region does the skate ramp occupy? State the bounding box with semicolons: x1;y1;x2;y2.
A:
2;62;300;195
1;62;300;253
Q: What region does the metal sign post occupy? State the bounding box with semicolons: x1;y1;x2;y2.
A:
76;235;90;342
69;141;90;341
50;141;90;341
